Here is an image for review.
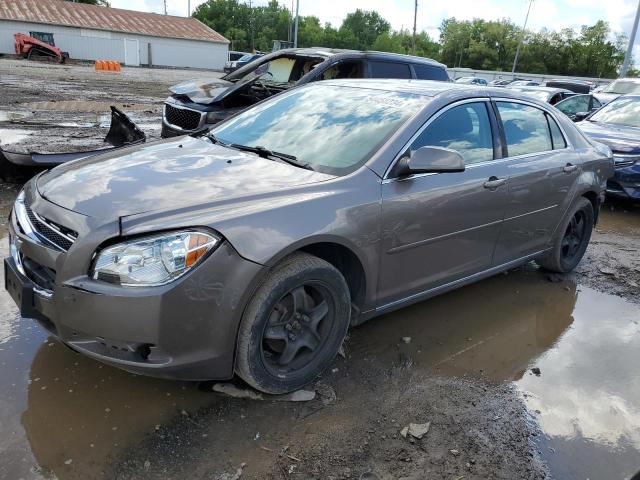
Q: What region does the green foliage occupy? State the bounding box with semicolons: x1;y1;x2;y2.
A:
193;0;627;77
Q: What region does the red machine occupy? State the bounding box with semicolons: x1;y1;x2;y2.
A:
14;33;68;63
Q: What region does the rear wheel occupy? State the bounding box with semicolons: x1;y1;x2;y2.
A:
537;197;594;273
236;253;351;394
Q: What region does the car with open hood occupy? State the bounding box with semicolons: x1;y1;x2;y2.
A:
5;80;613;393
160;48;450;138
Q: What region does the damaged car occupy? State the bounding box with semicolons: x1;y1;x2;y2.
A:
5;80;612;393
161;47;450;137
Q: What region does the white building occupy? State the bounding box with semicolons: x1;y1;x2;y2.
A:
0;0;229;69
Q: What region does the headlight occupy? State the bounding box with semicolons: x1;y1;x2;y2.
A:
92;231;219;286
612;154;639;168
206;110;227;124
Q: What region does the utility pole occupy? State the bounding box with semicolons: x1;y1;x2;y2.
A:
511;0;533;75
412;0;418;55
293;0;299;48
620;0;640;77
288;0;294;42
188;0;191;16
163;0;167;15
248;0;254;51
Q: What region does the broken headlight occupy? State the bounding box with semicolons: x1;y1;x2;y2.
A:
92;230;219;286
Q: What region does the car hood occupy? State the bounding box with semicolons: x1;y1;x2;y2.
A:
37;137;334;219
169;78;244;105
593;92;618;105
577;120;640;154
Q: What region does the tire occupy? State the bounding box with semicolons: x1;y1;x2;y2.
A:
536;197;594;273
236;252;351;394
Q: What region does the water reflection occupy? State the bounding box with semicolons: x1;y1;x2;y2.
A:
517;286;640;480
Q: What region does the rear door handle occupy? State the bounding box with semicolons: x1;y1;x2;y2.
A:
484;176;506;190
563;163;578;173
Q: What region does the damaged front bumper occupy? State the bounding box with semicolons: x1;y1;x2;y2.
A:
5;185;265;380
0;106;145;175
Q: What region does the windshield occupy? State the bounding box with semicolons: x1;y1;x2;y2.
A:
601;79;640;95
211;84;428;175
588;96;640;127
238;54;254;62
226;55;325;84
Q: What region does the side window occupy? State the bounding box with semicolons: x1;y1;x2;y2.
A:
497;102;552;157
547;114;567;149
412;64;449;81
592;96;602;109
318;60;364;80
369;61;412;79
410;102;494;165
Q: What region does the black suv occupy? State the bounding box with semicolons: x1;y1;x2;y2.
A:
161;48;450;137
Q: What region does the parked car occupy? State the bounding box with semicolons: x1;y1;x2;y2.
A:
455;76;488;86
544;79;592;94
161;48;450;138
509;80;540;86
227;50;250;62
594;78;640;104
576;95;640;200
507;85;573;105
489;78;512;87
554;94;603;121
224;53;263;74
5;80;613;393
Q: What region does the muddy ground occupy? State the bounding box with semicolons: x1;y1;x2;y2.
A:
0;59;639;480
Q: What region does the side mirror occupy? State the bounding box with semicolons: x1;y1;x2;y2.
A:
573;111;590;122
395;146;466;176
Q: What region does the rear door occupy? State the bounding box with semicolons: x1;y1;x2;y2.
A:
492;100;581;264
378;99;509;307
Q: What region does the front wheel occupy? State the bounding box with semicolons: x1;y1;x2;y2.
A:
236;253;351;394
536;197;594;273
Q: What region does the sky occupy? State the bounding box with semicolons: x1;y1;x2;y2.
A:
110;0;640;57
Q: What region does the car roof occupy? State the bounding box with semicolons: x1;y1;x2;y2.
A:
318;79;559;102
268;47;447;68
508;85;572;94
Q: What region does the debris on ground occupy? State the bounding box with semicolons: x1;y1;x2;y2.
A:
400;422;431;439
315;382;337;406
531;367;541;376
214;462;246;480
209;383;316;402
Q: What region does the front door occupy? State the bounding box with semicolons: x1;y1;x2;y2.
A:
378;100;509;307
124;39;140;66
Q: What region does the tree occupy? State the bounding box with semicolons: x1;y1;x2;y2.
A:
66;0;111;5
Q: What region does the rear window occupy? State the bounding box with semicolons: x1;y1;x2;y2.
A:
497;102;553;157
369;61;412;79
413;64;449;81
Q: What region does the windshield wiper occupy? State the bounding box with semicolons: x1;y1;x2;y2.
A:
227;143;314;170
207;133;228;146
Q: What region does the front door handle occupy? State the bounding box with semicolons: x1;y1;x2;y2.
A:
563;163;578;173
484;176;506;190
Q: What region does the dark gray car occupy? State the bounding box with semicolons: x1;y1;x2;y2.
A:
5;80;613;393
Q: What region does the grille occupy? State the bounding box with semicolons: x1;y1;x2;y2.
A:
24;202;77;251
165;104;202;130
